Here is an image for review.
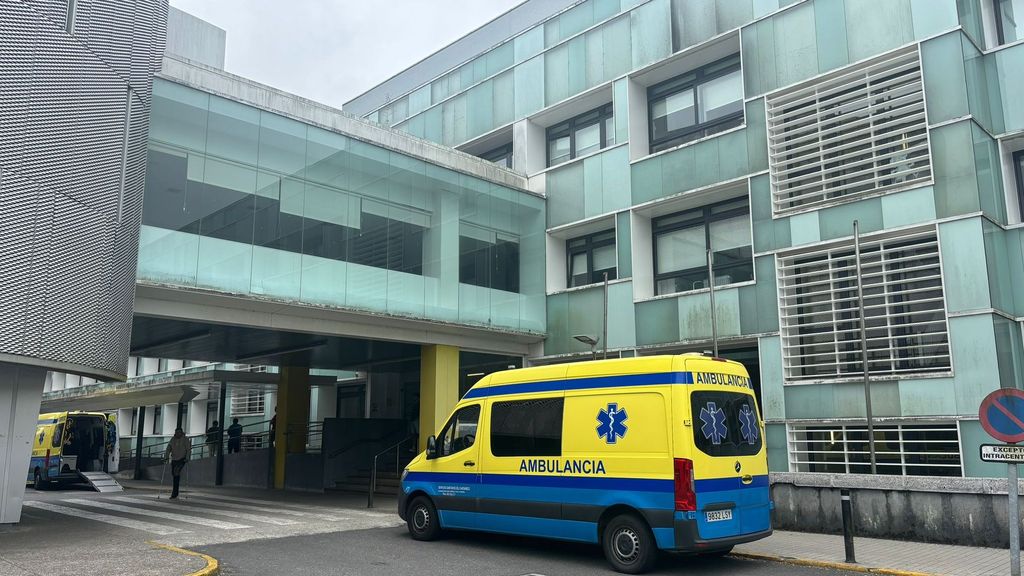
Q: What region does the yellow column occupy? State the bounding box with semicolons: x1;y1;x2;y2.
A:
418;345;460;451
274;366;310;489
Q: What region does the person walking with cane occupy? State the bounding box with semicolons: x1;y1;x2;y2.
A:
164;427;191;500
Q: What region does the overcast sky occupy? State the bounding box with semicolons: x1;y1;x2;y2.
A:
169;0;523;111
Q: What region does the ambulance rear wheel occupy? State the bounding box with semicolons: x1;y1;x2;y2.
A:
407;496;441;541
602;513;658;574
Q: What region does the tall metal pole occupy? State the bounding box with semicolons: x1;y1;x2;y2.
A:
1010;459;1021;576
707;249;719;357
133;406;146;480
216;381;227;486
853;220;877;474
602;272;609;360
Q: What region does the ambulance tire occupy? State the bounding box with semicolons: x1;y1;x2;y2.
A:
602;513;658;574
407;496;442;541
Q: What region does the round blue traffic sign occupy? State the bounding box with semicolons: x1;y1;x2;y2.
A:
979;389;1024;444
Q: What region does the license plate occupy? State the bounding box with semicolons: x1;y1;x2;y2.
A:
705;509;733;522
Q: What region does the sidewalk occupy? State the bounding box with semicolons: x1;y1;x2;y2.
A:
735;530;1009;576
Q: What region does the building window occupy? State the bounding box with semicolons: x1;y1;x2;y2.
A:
490;398;563;457
459;225;520;293
152;406;162;435
996;0;1024;45
653;198;753;295
231;391;266;417
567;230;617;288
767;47;930;215
480;143;513;169
437;404;480;457
777;229;950;382
1013;149;1024;217
788;422;962;476
547;104;614;167
648;55;743;154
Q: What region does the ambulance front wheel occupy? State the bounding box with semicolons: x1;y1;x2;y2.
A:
602;513;658;574
407;496;442;541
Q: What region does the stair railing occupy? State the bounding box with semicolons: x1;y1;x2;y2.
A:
367;434;417;508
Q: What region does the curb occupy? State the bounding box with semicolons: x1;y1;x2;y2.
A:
149;542;219;576
731;551;938;576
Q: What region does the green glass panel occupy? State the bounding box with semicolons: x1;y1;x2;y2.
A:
742;17;777;97
514;56;545;118
568;35;587;96
784;384;835;419
631;0;672;68
486;41;514;77
910;0;958;38
814;0;849;74
616;211;632;278
997;45;1024;132
583;154;605;218
956;0;984;45
151;79;208;152
562;0;595;38
196;235;252;294
931;121;980;218
753;0;779;18
206;94;259;166
788;212;820;246
1010;230;1024;316
137;225;199;286
441;93;467;146
960;420;1017;478
515;26;544;64
973;122;1005;224
773;1;818;88
738;284;758;335
716;0;753;31
833;382;900;417
660;145;695;198
995;315;1024;388
492;70;515;127
745;99;768;172
985;222;1013;314
880;186;936;228
258;111;306;176
766;423;787;472
595;0;621;21
844;0;914;63
614;78;629;144
939;217;990;312
963;35;1003;135
603;16;633;80
631;155;664;205
671;0;716;52
547;161;585;227
544;43;569;106
717;128;749;181
409;85;431;117
300;254;347;308
251;246;301;300
635;298;680;345
817;198;882;240
423;106;442;143
693;138;720;189
585;28;605;87
466;80;493;140
601;146;631;213
545;292;570;355
568;286;605;353
949;314;999;412
921;33;968;125
898;378;956;416
607;281;637;349
754;255;778;331
545;18;561;48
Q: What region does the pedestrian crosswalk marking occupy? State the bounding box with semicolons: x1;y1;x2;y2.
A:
65;498;251;530
186;494;358;521
23;501;189;536
163;494;346;522
188;492;391;519
110;496;301;526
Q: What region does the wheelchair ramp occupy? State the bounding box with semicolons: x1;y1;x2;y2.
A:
79;471;124;492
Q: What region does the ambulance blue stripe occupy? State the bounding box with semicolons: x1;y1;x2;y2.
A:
462;371;694;399
695;475;769;492
405;471;673;492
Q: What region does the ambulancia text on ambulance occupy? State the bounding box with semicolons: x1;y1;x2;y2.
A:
399;353;772;574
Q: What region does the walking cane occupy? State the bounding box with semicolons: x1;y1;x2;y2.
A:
157;459;168;499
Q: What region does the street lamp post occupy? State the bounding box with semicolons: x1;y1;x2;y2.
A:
573;334;599;360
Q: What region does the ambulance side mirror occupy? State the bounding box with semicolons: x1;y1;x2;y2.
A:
426;435;437;459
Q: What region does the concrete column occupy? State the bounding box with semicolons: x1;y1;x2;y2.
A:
188;400;207;436
274;367;310;489
133;405;147;480
161;403;177;436
0;363;46;524
312;385;337;422
418;345;460;451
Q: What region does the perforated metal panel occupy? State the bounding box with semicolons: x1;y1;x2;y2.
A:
0;0;168;379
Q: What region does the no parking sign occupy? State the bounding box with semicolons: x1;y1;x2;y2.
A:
979;388;1024;576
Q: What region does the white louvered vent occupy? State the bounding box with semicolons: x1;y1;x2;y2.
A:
787;421;962;476
777;228;951;383
767;47;931;215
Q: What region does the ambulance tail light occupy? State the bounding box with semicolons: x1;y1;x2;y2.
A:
674;458;696;512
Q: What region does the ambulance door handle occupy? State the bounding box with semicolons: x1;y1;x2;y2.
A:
464;460;476;467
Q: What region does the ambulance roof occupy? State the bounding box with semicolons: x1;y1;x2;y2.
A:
473;354;746;389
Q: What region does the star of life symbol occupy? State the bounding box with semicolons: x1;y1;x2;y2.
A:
700;402;728;445
739;404;759;445
38;430;45;445
597;403;628;444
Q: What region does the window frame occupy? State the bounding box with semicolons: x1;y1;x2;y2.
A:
995;0;1022;45
435;403;481;458
647;55;744;154
480;143;513;169
566;229;617;288
546;103;614;167
651;198;752;296
1014;149;1024;218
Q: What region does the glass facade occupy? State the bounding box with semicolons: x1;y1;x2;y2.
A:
140;79;545;333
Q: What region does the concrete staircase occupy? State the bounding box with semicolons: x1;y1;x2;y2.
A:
332;468;401;495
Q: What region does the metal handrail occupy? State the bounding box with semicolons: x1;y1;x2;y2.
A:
125;419;273;461
368;435;417;508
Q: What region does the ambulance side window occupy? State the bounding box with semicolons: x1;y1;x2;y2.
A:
490;397;563;457
51;423;64;448
437;404;480;458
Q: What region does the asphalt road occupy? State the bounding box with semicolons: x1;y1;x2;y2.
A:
199;525;864;576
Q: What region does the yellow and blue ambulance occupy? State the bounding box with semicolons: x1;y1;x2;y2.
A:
28;411;112;489
399;354;771;574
